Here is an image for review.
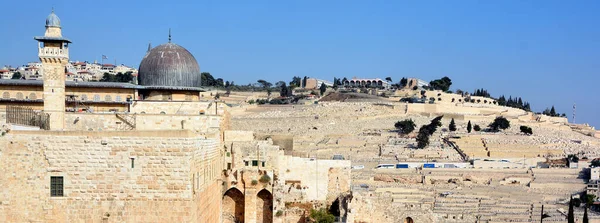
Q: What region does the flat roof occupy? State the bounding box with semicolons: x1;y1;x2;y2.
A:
0;79;206;91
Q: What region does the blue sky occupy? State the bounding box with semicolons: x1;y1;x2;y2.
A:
1;0;598;128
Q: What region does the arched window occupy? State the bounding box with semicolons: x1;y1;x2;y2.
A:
93;95;100;102
2;92;9;99
185;94;192;101
80;94;88;101
160;111;166;114
29;93;37;100
115;95;122;102
104;95;112;102
16;92;23;100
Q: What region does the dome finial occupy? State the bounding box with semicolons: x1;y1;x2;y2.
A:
147;42;152;52
168;28;171;43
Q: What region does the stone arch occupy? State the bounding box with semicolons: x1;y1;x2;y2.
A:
256;189;273;223
29;93;37;100
105;95;112;102
16;92;23;100
2;92;9;99
404;217;414;223
223;188;245;223
81;94;88;101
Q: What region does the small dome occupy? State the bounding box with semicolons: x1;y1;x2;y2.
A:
46;11;60;27
138;43;201;87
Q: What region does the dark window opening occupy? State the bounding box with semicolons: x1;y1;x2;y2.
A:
227;163;232;169
252;160;258;166
262;161;265;167
244;161;249;166
51;176;64;197
131;158;135;168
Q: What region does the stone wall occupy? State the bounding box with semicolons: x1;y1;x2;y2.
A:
0;130;221;223
275;156;351;201
130;101;224;115
64;113;221;134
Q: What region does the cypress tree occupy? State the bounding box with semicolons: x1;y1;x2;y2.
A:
583;206;589;223
568;196;575;223
449;118;457;132
467;121;472;133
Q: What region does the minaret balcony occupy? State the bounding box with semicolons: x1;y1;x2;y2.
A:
38;47;69;58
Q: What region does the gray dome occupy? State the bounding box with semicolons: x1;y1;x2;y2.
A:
138;43;201;87
46;11;60;27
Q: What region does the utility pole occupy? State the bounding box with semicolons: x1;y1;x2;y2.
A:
573;103;576;124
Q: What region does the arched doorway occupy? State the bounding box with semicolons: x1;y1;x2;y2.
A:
256;189;273;223
404;217;414;223
223;188;245;223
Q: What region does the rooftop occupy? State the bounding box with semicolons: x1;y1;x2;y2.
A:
0;79;206;91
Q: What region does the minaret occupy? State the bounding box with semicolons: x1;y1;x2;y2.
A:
34;9;71;130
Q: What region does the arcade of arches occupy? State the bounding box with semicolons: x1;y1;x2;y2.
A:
223;188;273;223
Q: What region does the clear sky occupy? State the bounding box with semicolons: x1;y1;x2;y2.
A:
1;0;598;128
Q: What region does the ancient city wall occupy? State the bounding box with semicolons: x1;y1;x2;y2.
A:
275;156;351;201
0;130;221;223
63;113;221;133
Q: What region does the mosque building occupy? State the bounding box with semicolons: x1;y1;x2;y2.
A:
0;10;206;115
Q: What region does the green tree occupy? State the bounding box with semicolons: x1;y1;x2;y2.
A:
520;126;533;135
416;116;443;149
279;83;292;97
584;194;596;207
385;77;392;82
429;76;452;92
100;72;115;82
201;72;216;86
449;118;457;132
467;120;472;133
309;208;335;223
400;77;408;87
290;76;302;88
416;126;430;149
11;72;22;79
275;81;286;88
473;125;481;131
395;119;416;135
489;116;510;131
319;83;327;96
302;76;308;88
257;79;272;89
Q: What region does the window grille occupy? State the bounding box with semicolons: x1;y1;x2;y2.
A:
50;176;64;197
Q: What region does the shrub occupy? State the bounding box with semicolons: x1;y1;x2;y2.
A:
412;86;418;90
251;180;258;185
247;99;255;104
309;208;335;223
489;116;510;131
395;119;416;135
519;126;533;135
259;174;271;183
473;125;481;131
275;210;284;217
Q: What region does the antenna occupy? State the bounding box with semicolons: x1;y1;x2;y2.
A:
168;28;172;43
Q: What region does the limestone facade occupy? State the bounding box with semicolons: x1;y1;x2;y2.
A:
0;130;222;222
